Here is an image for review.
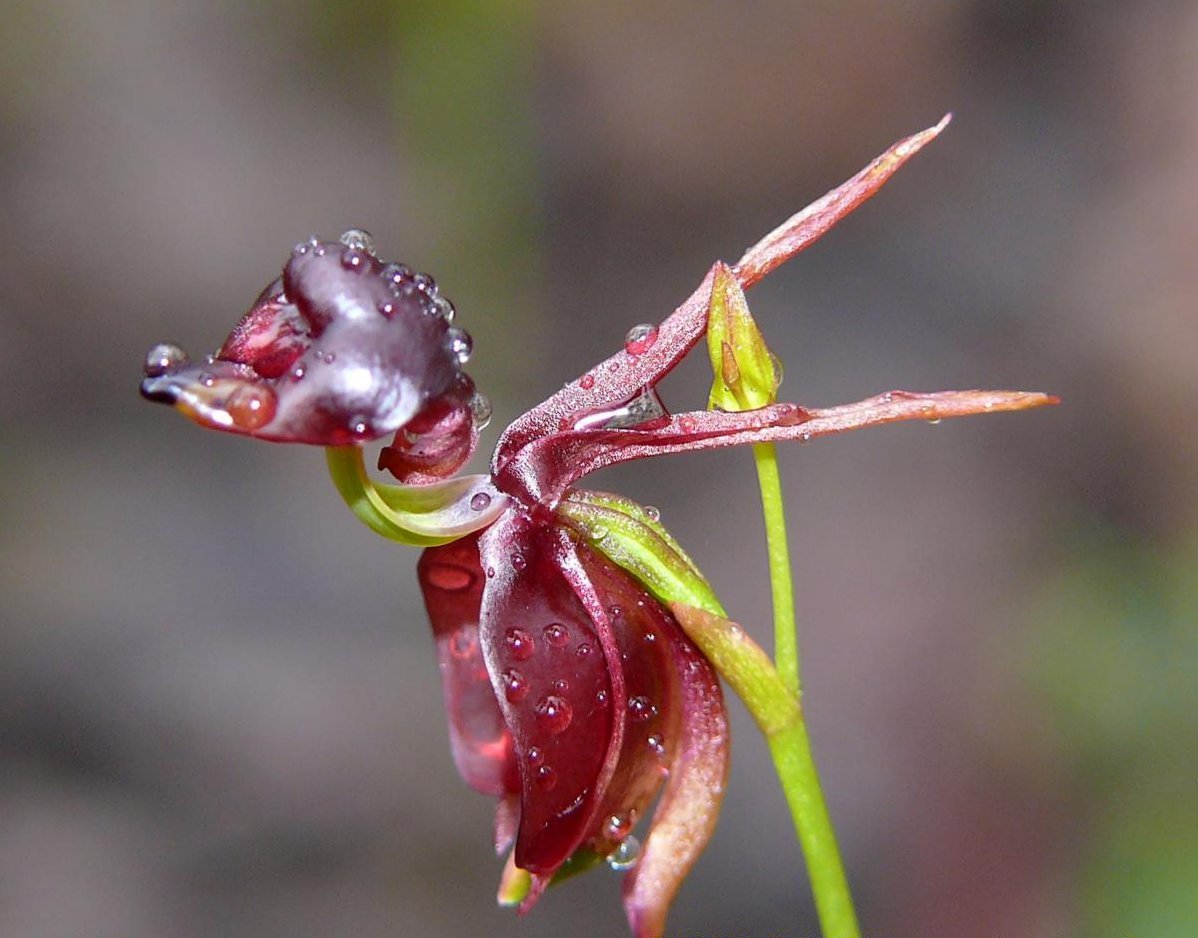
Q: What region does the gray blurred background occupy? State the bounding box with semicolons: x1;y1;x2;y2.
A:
2;1;1195;936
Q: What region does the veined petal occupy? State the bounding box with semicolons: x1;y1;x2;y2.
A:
418;533;516;797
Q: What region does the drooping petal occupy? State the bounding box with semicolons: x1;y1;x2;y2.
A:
493;117;951;472
496;389;1057;504
141;235;471;446
622;609;728;938
477;511;624;876
418;532;517;796
568;547;686;863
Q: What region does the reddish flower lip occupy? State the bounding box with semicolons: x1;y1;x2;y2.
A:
140;231;476;448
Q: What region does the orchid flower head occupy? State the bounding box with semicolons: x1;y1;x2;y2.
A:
139;116;1057;938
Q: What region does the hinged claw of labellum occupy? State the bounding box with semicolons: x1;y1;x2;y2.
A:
139;117;1057;938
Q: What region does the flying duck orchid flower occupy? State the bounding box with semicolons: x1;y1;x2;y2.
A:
140;116;1056;938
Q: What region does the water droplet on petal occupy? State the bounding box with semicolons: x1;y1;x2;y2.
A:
606;835;641;871
412;272;437;296
551;678;569;694
486;566;496;579
608;604;622;620
381;263;412;287
338;228;376;256
341;247;368;271
504;628;534;661
535;764;558;791
470;492;492;511
798;431;812;443
595;689;609;707
646;735;666;758
579;374;595;391
628;696;656;722
447;327;473;364
571;386;668;431
926;418;942;426
511;552;527;571
543;623;569;647
623;322;658;356
527;746;544;768
143;343;187;377
576;642;592;659
605;813;634;840
502;669;529;703
226;384;277;430
768;351;784;388
470;392;492;429
433;295;456;322
291;364;306;381
534;695;572;735
643;505;661;523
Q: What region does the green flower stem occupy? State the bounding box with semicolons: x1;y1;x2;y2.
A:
767;716;859;938
750;443;858;938
560;491;859;937
752;442;799;694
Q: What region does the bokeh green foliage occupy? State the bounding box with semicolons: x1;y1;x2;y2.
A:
1023;525;1198;937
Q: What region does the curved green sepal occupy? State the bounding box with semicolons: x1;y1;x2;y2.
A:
556;491;725;617
325;446;509;546
706;260;781;412
669;603;800;738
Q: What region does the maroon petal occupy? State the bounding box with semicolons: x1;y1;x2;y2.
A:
493;118;952;472
141;234;472;446
622;609;728;938
478;512;624;876
418;532;517;797
570;548;685;862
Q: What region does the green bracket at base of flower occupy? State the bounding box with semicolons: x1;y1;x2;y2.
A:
325;445;509;546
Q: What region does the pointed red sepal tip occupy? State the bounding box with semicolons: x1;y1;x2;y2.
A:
733;114;953;289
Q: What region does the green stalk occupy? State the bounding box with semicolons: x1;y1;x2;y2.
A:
751;441;859;938
753;442;799;694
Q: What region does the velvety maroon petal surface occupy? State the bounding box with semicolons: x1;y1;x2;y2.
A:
478;511;623;876
418;532;516;797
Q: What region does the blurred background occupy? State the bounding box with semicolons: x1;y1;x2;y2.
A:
2;1;1195;935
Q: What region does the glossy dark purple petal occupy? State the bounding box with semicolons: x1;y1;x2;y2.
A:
478;511;622;876
141;236;469;446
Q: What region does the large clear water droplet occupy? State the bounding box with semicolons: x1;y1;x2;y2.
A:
338;228;376;256
606;835;641;871
447;328;473;364
570;385;668;432
623;323;658;356
143;343;187;377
